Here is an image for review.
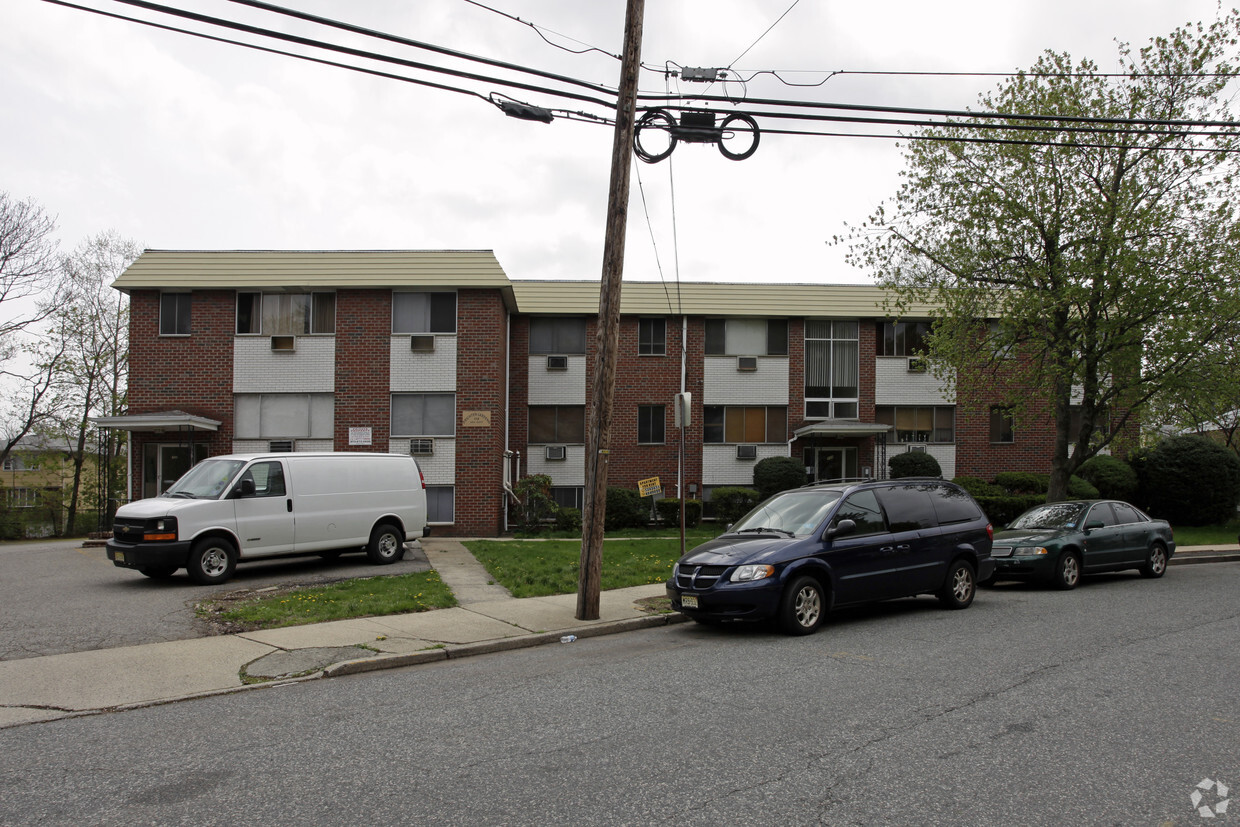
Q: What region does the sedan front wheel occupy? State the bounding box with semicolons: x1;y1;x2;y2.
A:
1051;551;1080;590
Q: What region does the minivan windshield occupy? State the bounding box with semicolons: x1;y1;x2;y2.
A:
162;459;247;500
1008;502;1087;531
729;489;843;537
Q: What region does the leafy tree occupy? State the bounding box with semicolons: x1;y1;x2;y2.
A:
1147;330;1240;455
845;14;1240;502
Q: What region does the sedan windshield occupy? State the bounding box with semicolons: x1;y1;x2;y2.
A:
163;459;246;500
730;490;842;537
1009;502;1087;531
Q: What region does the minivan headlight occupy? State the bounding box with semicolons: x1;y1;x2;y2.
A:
731;564;775;582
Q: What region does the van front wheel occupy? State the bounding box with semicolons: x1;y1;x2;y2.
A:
367;524;405;565
187;538;236;585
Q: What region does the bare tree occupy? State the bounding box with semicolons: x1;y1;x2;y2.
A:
45;231;138;533
0;192;60;366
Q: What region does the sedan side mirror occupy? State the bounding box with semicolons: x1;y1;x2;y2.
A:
827;518;856;539
1083;519;1104;532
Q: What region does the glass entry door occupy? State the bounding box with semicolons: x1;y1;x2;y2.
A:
805;447;858;483
143;443;208;498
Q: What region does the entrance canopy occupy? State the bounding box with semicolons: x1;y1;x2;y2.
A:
794;420;891;439
90;411;220;433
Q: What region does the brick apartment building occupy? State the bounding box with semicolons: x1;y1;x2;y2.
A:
97;250;1087;537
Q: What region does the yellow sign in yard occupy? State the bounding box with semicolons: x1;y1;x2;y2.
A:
638;476;662;498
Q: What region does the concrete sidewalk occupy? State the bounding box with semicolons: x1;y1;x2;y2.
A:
1;539;1236;730
0;538;682;729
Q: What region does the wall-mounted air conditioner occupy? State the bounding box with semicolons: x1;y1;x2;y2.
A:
907;357;927;373
410;438;434;456
410;335;435;353
736;356;758;372
546;355;568;371
908;445;927;453
736;444;758;460
545;445;567;461
270;335;296;352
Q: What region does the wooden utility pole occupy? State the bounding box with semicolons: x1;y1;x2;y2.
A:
577;0;645;621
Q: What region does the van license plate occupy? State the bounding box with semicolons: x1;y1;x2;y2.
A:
114;551;125;563
681;594;699;609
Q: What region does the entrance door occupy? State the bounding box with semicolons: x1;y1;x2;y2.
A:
805;447;858;483
143;443;208;498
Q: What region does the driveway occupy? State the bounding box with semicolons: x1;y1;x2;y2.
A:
0;537;431;661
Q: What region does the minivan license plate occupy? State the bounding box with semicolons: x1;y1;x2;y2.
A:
682;594;699;609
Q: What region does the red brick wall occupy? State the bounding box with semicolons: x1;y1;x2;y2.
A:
126;289;234;496
333;289;390;450
954;364;1057;481
450;290;509;536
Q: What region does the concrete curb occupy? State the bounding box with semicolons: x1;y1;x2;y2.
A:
323;612;689;678
1170;551;1240;566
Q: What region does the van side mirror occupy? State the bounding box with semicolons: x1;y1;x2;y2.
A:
827;518;856;539
232;478;256;498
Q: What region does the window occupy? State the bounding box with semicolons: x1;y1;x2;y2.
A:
805;320;859;419
990;407;1015;444
987;320;1014;358
703;406;787;443
393;292;456;334
1111;502;1143;524
929;484;983;524
874;406;955;443
529;406;586;443
236;292;336;335
551;487;584;510
530;317;587;354
639;318;666;356
878;321;931;356
160;293;191;335
391;393;456;437
239;461;286;497
427;486;455;523
835;490;886;536
7;488;41;508
875;483;938;531
704;319;787;356
638;405;665;444
234;393;334;439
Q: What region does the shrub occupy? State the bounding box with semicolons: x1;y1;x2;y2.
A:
974;494;1046;528
1066;475;1099;500
605;486;648;530
994;471;1046;494
952;476;1004;497
753;455;807;499
512;474;556;531
554;507;581;533
655;498;703;529
889;451;942;479
1136;436;1240;525
1076;455;1138;501
710;486;760;525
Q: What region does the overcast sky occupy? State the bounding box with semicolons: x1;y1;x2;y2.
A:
2;0;1231;287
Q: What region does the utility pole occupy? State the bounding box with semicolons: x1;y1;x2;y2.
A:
577;0;645;621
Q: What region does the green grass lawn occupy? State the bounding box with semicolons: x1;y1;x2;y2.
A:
1170;520;1240;547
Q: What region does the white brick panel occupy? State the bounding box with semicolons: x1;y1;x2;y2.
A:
875;357;954;404
526;443;586;485
388;437;456;484
702;444;787;486
390;336;457;392
528;355;586;404
703;356;789;405
877;444;957;480
233;336;335;393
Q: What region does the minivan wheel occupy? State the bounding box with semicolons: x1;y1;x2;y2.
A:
367;524;405;565
1140;543;1168;579
1051;551;1080;590
937;559;976;609
187;538;236;585
778;576;825;636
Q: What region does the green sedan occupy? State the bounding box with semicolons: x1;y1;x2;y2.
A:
989;500;1175;590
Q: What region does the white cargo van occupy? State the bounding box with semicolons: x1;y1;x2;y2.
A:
106;452;429;585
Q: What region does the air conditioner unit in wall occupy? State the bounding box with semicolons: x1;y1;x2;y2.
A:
410;335;435;353
270;335;296;352
908;445;927;453
545;445;567;461
546;355;569;371
736;444;758;460
736;356;758;372
410;438;434;456
907;356;927;373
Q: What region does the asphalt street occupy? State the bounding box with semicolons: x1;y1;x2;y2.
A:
0;561;1236;825
0;538;431;660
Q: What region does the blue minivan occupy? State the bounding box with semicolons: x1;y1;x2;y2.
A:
666;478;994;635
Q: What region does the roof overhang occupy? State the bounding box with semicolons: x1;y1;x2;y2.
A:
90;412;221;433
794;421;892;439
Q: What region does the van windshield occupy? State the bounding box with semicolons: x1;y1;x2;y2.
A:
730;490;843;537
163;459;247;500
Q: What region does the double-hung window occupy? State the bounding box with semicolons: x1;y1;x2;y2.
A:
639;318;666;356
159;293;192;335
393;292;456;334
391;393;456;437
529;318;587;354
704;319;787;356
638;405;665;444
529;406;586;443
236;292;336;335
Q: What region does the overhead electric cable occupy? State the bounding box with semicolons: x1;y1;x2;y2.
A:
728;0;802;68
461;0;622;60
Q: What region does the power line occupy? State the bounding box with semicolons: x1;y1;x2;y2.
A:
728;0;802;68
460;0;622;60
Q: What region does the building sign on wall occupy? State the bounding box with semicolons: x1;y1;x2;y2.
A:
349;427;372;446
462;411;492;428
